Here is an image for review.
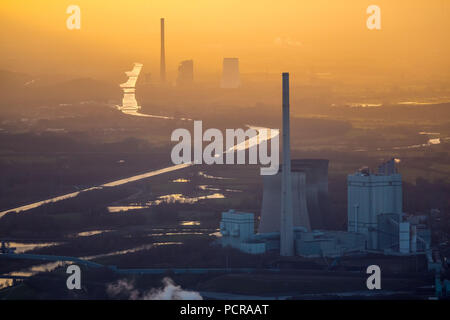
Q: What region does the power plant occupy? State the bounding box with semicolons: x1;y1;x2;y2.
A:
120;19;242;88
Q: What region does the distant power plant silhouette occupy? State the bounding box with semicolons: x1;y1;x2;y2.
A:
177;60;194;87
221;58;240;88
160;18;166;83
154;19;243;88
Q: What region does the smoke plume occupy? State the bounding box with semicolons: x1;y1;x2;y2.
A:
106;277;203;300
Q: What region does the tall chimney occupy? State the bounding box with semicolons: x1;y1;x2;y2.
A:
280;72;294;256
160;18;166;83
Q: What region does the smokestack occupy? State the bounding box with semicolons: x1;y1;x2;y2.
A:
280;72;294;256
160;18;166;83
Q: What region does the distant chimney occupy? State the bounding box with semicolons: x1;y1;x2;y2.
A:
280;72;294;256
160;18;166;83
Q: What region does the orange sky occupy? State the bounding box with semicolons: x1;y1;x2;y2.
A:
1;0;449;82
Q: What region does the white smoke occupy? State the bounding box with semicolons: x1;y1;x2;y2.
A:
106;279;140;300
106;277;203;300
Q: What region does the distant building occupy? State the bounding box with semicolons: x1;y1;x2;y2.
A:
347;159;402;249
220;58;240;88
176;60;194;86
348;159;431;254
218;72;430;260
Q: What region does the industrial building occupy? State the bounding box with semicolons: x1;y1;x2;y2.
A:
347;159;430;254
347;160;402;250
221;58;240;88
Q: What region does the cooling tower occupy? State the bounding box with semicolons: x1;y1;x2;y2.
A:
259;159;330;233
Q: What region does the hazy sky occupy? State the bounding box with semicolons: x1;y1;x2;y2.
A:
1;0;449;82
